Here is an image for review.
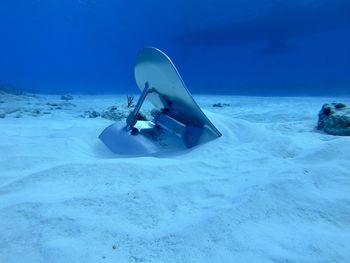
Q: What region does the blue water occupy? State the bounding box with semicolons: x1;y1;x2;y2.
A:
0;0;350;95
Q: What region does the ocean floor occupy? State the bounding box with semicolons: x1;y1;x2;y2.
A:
0;93;350;262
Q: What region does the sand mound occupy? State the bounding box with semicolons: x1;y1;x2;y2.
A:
1;95;350;262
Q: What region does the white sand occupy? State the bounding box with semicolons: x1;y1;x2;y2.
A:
0;94;350;262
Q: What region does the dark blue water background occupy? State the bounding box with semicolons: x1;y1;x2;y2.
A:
0;0;349;95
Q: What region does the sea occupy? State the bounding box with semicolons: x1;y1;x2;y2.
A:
1;2;350;262
0;0;349;96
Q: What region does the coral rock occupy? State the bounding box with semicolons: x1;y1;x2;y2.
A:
60;94;74;101
88;110;100;118
212;102;230;108
101;106;129;121
317;103;350;136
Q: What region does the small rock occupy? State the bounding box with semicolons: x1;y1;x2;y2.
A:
61;94;74;101
87;110;100;118
109;105;118;111
101;105;129;121
80;110;101;119
129;256;144;262
47;101;76;110
213;102;230;108
47;102;59;107
31;109;41;117
213;103;223;108
317;103;350;136
61;102;76;109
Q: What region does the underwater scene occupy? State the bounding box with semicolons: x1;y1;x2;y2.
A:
1;0;350;95
0;0;350;262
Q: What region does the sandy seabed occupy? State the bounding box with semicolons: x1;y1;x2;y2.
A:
0;93;350;262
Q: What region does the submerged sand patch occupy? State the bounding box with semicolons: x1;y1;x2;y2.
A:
0;94;350;262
